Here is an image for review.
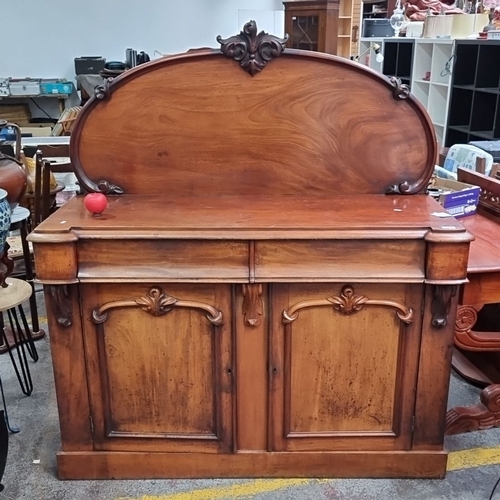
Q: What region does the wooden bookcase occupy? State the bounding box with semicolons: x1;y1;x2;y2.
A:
446;40;500;147
283;0;362;58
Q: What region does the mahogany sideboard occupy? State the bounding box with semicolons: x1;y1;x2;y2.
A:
29;22;472;479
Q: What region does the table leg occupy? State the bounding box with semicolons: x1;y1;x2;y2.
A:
446;384;500;435
446;303;500;435
19;220;44;341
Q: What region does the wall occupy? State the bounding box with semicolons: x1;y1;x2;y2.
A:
0;0;285;118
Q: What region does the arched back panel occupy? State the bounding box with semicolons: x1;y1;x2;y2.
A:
70;29;436;197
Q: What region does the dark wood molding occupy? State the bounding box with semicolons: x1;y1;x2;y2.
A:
92;286;223;326
217;20;288;76
431;285;457;328
47;285;73;327
446;384;500;435
283;285;413;324
241;284;263;327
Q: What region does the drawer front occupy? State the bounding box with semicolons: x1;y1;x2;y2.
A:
254;240;425;281
78;240;249;281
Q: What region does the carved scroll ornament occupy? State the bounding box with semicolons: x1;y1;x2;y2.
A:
431;285;457;328
454;304;500;350
479;187;500;214
389;76;410;100
242;284;263;327
47;285;73;327
282;285;413;325
446;384;500;435
217;20;288;76
94;78;114;100
92;287;223;326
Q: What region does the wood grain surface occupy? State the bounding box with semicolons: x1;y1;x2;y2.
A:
71;51;436;196
31;194;467;239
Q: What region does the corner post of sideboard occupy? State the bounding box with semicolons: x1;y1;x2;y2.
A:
412;230;473;450
412;283;459;451
44;283;94;453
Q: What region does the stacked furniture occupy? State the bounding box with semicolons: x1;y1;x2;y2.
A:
29;21;471;480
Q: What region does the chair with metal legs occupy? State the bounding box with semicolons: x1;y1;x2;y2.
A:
0;258;37;433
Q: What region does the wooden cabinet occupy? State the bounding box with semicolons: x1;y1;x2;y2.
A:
283;0;340;55
29;20;471;480
283;0;361;58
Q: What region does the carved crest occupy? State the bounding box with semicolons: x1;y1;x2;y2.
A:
217;20;288;76
327;286;368;314
135;287;178;316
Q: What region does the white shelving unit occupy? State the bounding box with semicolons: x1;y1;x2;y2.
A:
411;39;454;147
358;37;455;147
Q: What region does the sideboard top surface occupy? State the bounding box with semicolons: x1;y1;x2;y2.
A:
31;194;469;241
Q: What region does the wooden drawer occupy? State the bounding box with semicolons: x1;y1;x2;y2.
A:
78;240;249;282
254;240;425;281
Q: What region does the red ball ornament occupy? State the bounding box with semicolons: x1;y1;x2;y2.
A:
84;193;108;217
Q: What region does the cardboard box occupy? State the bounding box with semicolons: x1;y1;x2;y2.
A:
432;178;480;218
21;126;53;137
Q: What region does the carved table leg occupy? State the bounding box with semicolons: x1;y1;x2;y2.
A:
446;384;500;435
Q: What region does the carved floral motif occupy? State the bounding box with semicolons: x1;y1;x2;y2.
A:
135;287;178;316
92;287;223;326
455;305;478;333
327;286;368;314
217;20;288;76
283;285;413;325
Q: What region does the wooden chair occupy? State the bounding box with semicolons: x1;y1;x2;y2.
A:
33;144;75;226
51;106;82;137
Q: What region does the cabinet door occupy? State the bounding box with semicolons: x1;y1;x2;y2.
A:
81;283;233;453
285;11;321;52
270;283;423;451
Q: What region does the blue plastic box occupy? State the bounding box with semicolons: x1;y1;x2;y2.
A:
40;80;73;96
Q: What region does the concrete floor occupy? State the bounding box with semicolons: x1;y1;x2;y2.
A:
1;289;500;500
